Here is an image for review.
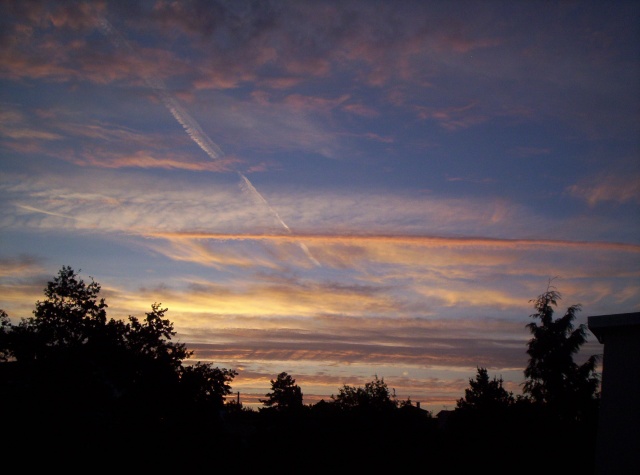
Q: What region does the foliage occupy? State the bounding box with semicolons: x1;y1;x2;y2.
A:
523;283;600;421
8;265;110;362
456;367;514;412
181;361;237;408
0;268;602;471
259;371;304;411
398;396;415;408
0;266;237;440
0;309;10;362
331;374;398;412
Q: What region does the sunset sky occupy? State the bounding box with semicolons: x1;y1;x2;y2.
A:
1;0;638;413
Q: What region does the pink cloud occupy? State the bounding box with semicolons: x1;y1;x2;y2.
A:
568;174;640;206
48;1;106;30
433;32;502;54
250;90;271;106
362;132;394;143
259;76;305;90
67;149;233;172
283;93;350;113
342;103;380;118
413;102;488;130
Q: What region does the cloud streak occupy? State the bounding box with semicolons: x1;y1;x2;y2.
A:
568;173;640;206
146;231;640;252
96;15;320;266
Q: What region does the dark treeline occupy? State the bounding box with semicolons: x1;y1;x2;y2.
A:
1;267;600;472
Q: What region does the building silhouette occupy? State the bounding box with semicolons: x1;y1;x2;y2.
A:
588;312;640;475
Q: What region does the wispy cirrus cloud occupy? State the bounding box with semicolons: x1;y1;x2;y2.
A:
0;107;63;142
4;170;639;251
568;173;640;206
3;0;636;141
0;105;240;172
0;254;44;278
66;149;234;172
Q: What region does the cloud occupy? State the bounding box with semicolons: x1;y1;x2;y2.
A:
0;107;63;142
0;255;50;318
283;93;350;113
186;336;527;369
68;149;233;172
412;101;489;130
86;229;640;331
0;254;43;278
148;231;640;253
0;128;62;141
4;171;639;261
0;109;240;172
342;103;380;118
3;0;635;156
145;232;640;287
189;92;345;159
568;173;640;206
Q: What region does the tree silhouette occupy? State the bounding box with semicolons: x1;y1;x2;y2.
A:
456;367;514;412
181;361;237;408
9;265;110;362
0;267;602;472
0;309;10;362
331;374;397;412
523;283;600;421
0;266;238;456
260;371;304;411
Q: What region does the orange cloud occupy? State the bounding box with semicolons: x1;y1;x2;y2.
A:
145;231;640;253
67;149;231;172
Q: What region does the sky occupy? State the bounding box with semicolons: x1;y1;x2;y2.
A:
1;0;639;413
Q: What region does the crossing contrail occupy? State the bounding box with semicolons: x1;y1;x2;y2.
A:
96;16;320;266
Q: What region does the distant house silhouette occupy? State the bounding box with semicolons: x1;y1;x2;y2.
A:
588;312;640;475
436;409;454;430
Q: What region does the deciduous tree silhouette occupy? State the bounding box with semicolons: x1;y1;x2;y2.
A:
0;268;602;473
331;374;397;412
181;361;237;408
0;266;237;457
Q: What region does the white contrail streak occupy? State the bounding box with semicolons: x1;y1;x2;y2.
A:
16;204;87;222
97;17;224;161
96;16;320;266
237;172;320;265
156;89;225;160
238;173;290;232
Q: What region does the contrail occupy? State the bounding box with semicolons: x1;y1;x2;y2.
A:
238;173;290;232
237;172;320;266
97;17;224;161
96;16;320;266
16;204;87;222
